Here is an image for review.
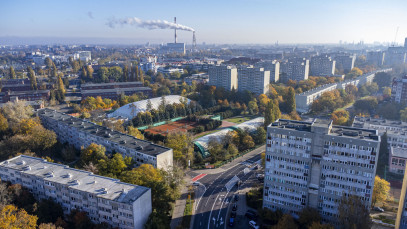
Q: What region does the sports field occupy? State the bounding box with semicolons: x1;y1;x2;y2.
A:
144;119;199;136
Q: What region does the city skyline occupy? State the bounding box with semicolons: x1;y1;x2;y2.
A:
2;0;407;45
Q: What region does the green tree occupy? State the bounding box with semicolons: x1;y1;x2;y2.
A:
0;113;9;135
285;87;296;113
248;99;259;115
253;126;267;145
274;214;298;229
298;207;321;229
80;143;107;166
165;132;194;167
97;153;129;178
377;133;389;178
9;66;16;79
26;67;37;90
373;72;393;89
127;126;144;139
264;100;275;128
338;194;372;229
36;198;64;225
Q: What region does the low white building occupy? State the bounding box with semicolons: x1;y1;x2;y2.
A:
0;155;152;229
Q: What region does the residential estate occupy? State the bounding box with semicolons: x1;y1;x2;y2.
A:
264;118;380;224
0;155;151;229
37;108;173;169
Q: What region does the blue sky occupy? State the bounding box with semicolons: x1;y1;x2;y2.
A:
1;0;407;44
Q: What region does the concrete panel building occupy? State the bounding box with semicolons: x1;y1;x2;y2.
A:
396;165;407;228
310;55;336;76
208;65;238;91
0;155;151;229
385;47;407;66
81;82;152;100
333;54;356;72
281;58;309;81
391;76;407;104
256;60;280;83
237;67;270;95
264;119;380;223
38;109;173;169
367;51;385;66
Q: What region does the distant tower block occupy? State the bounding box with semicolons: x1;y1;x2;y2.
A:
174;17;177;43
193;31;197;49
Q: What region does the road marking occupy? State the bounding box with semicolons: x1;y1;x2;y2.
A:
192;173;207;182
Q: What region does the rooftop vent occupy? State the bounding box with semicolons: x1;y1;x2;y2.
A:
22;166;31;171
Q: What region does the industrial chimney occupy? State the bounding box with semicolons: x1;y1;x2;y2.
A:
174;17;177;43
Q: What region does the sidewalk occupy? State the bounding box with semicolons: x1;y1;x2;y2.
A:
170;175;192;229
194;145;265;175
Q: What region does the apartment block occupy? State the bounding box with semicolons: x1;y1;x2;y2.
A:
81;82;152;100
281;58;309;81
208;65;238;91
264;119;380;223
367;51;385;66
237;67;270;95
256;60;280;83
333;54;356;72
391;76;407;104
0;155;151;229
310;55;336;76
37;109;173;169
396;166;407;229
385;47;406;66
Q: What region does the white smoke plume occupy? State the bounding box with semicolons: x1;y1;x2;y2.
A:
107;17;195;32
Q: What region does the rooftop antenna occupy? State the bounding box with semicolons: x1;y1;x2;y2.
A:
174;17;177;43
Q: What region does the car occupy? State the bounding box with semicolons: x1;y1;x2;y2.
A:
374;206;384;212
232;204;238;211
229;217;234;227
249;220;259;229
234;194;239;202
192;182;200;186
230;211;236;218
245;211;258;220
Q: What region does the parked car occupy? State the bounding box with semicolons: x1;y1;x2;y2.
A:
374;206;384;212
234;194;239;202
229;217;235;227
232;204;237;211
230;211;236;218
249;220;259;229
192;182;200;186
245;210;258;220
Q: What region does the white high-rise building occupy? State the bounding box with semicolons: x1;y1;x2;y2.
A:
237;67;270;95
256;60;280;83
208;65;238;91
264;119;380;223
281;58;309;81
0;155;152;229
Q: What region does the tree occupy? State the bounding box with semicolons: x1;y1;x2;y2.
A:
264;100;275;128
80;143;107;166
248;99;259;115
26;66;37;90
331;110;349;126
401;107;407;122
146;99;153;111
338;194;372;229
0;113;9;135
97;153;129;178
383;87;391;98
308;222;334;229
253;127;267;145
285;87;296;113
0;205;37;229
2;100;33;128
273;214;298;229
9;66;16;79
165;132;194;167
36;198;64;225
57;76;66;94
298;207;321;229
372;176;390;207
38;223;63;229
377;133;389;178
373;72;393;89
127;126;144;140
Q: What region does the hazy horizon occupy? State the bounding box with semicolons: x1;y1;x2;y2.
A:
2;0;407;45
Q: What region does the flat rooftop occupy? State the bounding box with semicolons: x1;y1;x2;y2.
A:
81;87;152;94
81;81;143;88
37;108;171;157
353;116;407;136
271;118;379;141
0;155;149;204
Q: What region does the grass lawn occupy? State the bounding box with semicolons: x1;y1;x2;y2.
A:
224;115;257;124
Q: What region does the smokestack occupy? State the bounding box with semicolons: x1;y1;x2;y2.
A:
174;17;177;43
193;31;196;49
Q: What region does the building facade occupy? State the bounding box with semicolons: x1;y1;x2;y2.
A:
367;51;385;66
281;58;309;81
38;109;173;169
208;65;238;91
237;67;270;95
397;165;407;228
0;155;151;229
264;119;380;223
391;76;407;104
81;82;152;100
310;55;336;76
333;54;356;72
385;47;406;66
256;60;280;83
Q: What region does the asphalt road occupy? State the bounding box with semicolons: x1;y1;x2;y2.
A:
190;151;263;229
